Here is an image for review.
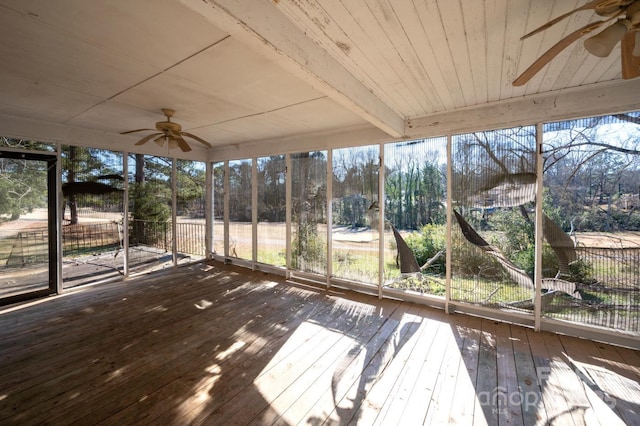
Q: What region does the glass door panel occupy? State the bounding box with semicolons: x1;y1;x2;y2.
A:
0;151;57;304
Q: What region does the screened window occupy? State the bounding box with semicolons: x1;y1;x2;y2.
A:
213;161;225;256
228;159;252;260
61;146;124;287
290;151;327;275
175;160;206;260
128;154;173;273
384;137;447;296
257;155;286;267
332;145;379;285
542;113;640;332
450;127;536;309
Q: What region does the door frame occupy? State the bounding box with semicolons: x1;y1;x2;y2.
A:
0;150;58;305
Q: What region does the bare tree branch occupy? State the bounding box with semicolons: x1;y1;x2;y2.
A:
547;141;640;156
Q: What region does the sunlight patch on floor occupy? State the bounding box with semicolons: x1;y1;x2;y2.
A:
194;299;213;309
176;365;222;422
254;320;353;424
216;341;246;361
176;341;249;422
145;305;168;313
105;367;127;383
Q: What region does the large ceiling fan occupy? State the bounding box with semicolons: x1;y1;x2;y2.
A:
513;0;640;86
120;109;211;152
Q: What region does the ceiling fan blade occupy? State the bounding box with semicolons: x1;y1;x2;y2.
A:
153;135;166;147
120;128;155;135
134;133;162;146
174;136;192;152
521;0;605;40
621;31;640;79
181;132;212;148
513;20;608;86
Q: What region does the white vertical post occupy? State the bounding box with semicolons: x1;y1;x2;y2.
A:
172;157;177;266
534;123;544;330
378;143;385;299
326;149;333;288
285;154;292;278
252;158;258;269
205;161;213;259
55;143;63;293
224;161;230;259
445;135;452;313
122;152;129;277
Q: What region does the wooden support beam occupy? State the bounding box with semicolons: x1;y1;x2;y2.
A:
407;78;640;138
178;0;406;138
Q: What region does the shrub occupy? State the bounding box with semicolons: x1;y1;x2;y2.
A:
291;221;326;269
568;258;594;284
404;224;446;274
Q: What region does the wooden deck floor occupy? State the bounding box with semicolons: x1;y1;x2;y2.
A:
1;262;639;425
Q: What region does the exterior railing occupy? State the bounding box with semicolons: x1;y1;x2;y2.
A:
175;222;206;257
129;220;206;257
3;220;206;268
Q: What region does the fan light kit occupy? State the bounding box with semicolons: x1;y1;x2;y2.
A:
120;109;211;152
513;0;640;86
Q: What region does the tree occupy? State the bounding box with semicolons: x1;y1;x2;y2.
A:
130;154;171;245
543;115;640;232
332;147;378;228
0;137;53;152
291;151;327;270
385;141;446;230
0;157;47;220
62;146;120;224
257;155;286;222
176;160;206;218
0;139;52;220
228;159;252;222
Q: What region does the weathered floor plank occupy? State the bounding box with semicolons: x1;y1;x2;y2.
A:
0;261;639;425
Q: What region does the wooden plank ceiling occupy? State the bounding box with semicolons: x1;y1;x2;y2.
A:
0;0;639;158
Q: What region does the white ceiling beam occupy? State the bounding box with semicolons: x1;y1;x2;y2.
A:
407;79;640;138
0;113;208;160
178;0;406;139
209;123;396;162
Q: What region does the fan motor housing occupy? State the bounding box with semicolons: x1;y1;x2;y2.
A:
155;121;182;132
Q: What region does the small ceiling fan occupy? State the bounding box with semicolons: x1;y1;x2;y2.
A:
513;0;640;86
120;108;211;152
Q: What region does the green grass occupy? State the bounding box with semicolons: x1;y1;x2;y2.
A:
257;249;286;267
332;250;379;284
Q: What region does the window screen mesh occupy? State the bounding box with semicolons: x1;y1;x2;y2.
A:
128;154;173;273
383;137;447;296
542;113;640;332
61;147;124;287
450;127;536;308
175;160;206;259
332;146;379;285
228;159;252;260
257;155;286;267
213;162;224;256
290;151;327;275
